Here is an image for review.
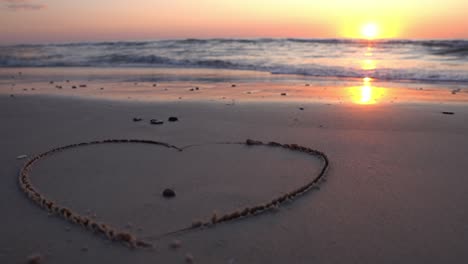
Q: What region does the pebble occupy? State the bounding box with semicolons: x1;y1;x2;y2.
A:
231;84;236;87
281;93;287;96
79;85;87;88
299;107;304;110
442;111;455;115
150;119;164;125
72;86;77;89
168;116;178;122
162;188;176;198
133;117;143;122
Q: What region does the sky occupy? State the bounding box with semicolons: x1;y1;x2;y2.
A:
1;0;467;44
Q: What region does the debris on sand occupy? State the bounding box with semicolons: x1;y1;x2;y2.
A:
442;111;455;115
451;88;461;95
305;83;310;86
299;107;304;110
27;254;43;264
168;117;179;122
72;86;77;89
150;119;164;125
189;88;194;91
133;118;143;122
281;93;287;96
79;85;87;88
153;84;157;87
17;154;28;160
162;188;176;198
231;84;237;87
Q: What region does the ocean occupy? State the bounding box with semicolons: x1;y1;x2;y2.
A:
1;39;468;84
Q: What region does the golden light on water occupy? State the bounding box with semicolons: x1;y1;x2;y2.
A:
361;59;377;70
348;77;387;105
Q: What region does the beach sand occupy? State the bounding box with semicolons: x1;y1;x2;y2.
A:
1;74;468;263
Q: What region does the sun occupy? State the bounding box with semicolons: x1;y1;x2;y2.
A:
361;23;379;39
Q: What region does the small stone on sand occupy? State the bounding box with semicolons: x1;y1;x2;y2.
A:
150;119;164;125
168;116;178;122
281;93;287;96
133;117;143;122
442;111;455;115
299;107;304;110
162;188;176;198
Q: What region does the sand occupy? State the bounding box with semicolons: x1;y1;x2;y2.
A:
1;80;468;263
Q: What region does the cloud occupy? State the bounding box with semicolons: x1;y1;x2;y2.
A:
2;0;46;10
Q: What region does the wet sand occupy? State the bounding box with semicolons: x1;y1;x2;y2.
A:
1;84;468;263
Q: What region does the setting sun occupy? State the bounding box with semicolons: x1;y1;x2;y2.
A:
361;23;379;39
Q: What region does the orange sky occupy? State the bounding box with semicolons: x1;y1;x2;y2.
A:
1;0;467;44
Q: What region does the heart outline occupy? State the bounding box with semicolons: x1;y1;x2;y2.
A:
19;139;329;248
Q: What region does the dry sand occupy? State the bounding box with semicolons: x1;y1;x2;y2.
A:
1;89;468;263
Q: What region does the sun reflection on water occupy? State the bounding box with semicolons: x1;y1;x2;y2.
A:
349;77;387;105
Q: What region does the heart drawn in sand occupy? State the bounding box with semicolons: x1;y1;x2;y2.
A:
18;139;329;249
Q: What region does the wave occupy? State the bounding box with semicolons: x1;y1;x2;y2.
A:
3;38;466;47
1;38;468;83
